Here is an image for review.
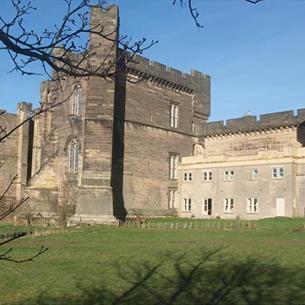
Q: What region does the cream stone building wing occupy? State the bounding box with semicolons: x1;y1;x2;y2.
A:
179;110;305;219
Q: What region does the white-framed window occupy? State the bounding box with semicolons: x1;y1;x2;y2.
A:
247;198;258;214
224;170;234;181
183;198;192;211
170;103;179;128
224;198;234;213
72;84;82;115
169;153;179;180
168;189;177;209
68;138;80;173
272;167;284;179
203;170;212;181
183;172;192;181
252;168;259;179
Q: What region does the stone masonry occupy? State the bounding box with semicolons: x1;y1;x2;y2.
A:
180;111;305;219
1;5;303;223
0;5;210;224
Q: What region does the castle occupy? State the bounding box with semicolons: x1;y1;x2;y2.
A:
1;6;305;224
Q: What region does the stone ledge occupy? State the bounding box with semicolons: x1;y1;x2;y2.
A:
68;214;119;226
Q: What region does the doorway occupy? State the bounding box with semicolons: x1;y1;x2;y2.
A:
276;198;285;217
203;198;212;216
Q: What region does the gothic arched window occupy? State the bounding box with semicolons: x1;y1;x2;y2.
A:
68;138;80;173
72;84;82;115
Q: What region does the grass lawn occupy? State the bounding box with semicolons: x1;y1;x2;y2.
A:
1;218;305;304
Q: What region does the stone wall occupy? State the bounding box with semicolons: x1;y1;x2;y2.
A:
180;155;302;219
180;113;305;220
13;5;211;222
128;56;209;114
203;126;302;157
119;63;210;216
75;6;118;221
122;123;195;216
24;79;79;216
21;6;120;223
202;108;305;158
0;110;18;204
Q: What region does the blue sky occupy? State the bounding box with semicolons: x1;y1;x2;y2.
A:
0;0;305;121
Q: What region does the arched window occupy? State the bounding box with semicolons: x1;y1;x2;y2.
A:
68;138;80;173
72;84;82;115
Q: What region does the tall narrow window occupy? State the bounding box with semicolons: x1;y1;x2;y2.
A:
169;153;179;179
183;198;192;211
170;104;178;128
68;139;80;173
191;121;196;133
224;198;234;213
168;189;177;209
72;84;82;115
247;198;258;213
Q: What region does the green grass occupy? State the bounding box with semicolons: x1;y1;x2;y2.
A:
1;218;305;304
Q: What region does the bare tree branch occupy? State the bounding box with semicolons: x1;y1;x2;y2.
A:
173;0;264;28
173;0;203;28
245;0;264;3
0;197;29;221
0;79;82;143
0;0;157;80
0;244;48;263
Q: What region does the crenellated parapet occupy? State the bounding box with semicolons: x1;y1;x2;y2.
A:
127;55;209;91
17;101;32;114
127;54;210;118
205;109;305;137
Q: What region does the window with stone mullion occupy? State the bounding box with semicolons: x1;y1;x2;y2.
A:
68;139;80;173
169;154;179;180
72;85;82;115
170;104;178;128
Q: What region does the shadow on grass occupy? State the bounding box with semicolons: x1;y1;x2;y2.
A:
18;250;305;305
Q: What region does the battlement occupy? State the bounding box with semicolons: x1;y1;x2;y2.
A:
127;54;210;92
205;109;305;137
17;101;32;112
90;5;209;87
49;4;210;96
127;54;211;118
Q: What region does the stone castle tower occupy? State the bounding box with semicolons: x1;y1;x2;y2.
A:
2;5;305;222
0;6;210;224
